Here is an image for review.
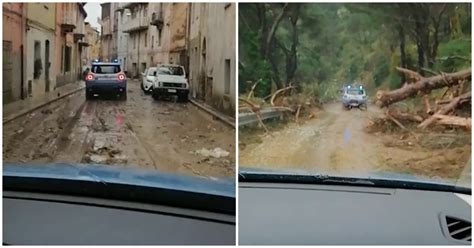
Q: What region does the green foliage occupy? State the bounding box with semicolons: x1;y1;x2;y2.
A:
388;73;401;90
239;3;471;98
372;54;390;87
435;38;471;72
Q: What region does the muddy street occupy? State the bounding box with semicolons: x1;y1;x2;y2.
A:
239;102;470;182
3;80;235;179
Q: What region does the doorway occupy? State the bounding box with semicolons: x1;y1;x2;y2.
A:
45;40;50;92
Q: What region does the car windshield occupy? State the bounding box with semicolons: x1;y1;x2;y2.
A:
158;66;184;76
238;2;471;190
147;68;157;76
92;64;121;74
3;2;236;186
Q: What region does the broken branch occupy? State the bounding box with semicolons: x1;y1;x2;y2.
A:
270;85;295;106
418;92;471;129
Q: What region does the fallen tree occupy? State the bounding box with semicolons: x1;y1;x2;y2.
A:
433;114;471;129
387;108;424;122
375;67;471;107
418;92;471;129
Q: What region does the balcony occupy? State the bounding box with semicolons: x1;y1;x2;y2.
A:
61;5;77;33
123;2;147;9
73;33;85;42
122;15;149;33
60;15;76;33
150;11;164;29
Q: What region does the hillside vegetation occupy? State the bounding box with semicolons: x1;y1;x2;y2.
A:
239;3;471;102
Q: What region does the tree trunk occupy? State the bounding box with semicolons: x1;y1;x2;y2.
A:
398;23;407;84
433;114;471;128
387;108;424;122
418;92;471;129
263;3;288;58
285;5;299;86
375;67;471;107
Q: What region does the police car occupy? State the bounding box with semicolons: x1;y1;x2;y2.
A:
85;59;127;100
341;85;367;110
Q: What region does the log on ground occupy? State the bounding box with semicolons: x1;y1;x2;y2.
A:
375;67;471;107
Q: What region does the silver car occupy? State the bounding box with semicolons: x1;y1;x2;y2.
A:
342;86;367;109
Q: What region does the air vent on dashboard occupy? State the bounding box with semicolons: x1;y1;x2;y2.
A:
446;216;471;242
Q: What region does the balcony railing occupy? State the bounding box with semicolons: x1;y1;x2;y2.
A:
60;9;76;33
150;11;163;29
123;15;149;33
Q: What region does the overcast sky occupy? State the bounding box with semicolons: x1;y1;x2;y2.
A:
84;2;101;30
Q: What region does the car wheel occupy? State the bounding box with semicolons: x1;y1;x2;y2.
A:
86;92;93;100
178;94;188;102
152;91;159;100
120;92;127;101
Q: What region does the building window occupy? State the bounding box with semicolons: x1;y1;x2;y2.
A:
134;34;136;49
158;29;162;46
225;59;231;95
65;46;71;72
33;41;42;79
145;33;147;47
151;35;154;48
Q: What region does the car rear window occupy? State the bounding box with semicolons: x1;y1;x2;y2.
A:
92;65;121;74
347;89;364;95
158;66;184;76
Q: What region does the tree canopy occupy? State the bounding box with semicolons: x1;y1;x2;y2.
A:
239;3;471;100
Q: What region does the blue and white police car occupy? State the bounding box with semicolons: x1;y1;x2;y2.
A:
85;59;127;100
341;85;368;110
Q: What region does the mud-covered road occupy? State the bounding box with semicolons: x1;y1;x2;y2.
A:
3;80;235;179
240;102;470;183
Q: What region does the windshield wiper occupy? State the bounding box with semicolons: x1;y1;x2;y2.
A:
239;172;471;195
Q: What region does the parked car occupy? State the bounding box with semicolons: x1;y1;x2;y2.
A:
141;67;157;94
85;62;127;100
341;85;367;110
151;64;189;102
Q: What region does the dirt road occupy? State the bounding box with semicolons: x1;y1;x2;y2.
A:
3;81;235;179
240;102;470;182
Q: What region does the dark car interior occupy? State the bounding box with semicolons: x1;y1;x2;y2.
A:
3;169;235;245
239;173;471;245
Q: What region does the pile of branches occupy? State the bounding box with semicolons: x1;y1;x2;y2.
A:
373;67;471;131
239;80;318;131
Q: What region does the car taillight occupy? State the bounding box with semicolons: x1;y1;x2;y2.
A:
118;74;125;81
86;74;94;81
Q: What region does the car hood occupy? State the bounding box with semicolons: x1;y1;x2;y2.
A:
239;166;469;190
156;75;187;84
4;163;235;198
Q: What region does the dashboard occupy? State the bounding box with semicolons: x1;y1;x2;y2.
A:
239;182;471;245
3;163;235;245
4;191;234;245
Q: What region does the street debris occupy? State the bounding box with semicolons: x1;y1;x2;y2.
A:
192;147;230;158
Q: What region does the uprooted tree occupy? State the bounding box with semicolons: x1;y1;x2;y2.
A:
374;67;471;129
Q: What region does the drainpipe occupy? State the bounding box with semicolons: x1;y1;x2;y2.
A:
136;5;141;79
186;3;191;72
21;3;27;99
